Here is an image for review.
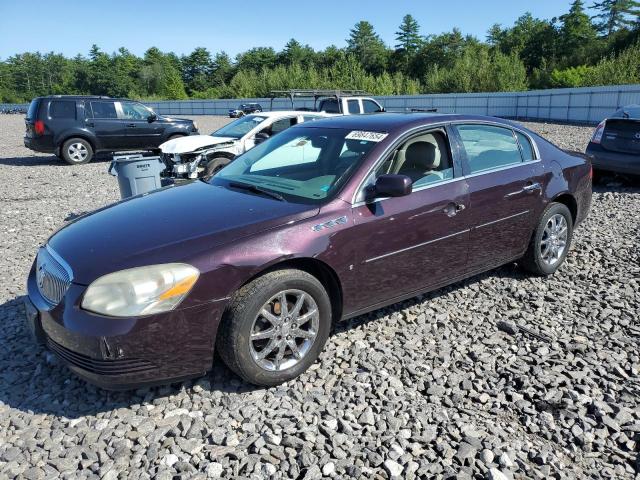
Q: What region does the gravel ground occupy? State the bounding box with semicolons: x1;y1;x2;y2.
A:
0;115;638;480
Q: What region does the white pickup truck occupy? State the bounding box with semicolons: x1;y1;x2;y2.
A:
270;89;385;115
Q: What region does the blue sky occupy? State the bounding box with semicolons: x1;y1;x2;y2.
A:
0;0;583;59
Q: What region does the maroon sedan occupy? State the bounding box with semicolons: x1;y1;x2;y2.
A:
25;114;592;389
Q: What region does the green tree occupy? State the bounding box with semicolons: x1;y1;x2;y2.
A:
558;0;601;67
346;21;389;75
592;0;640;35
181;47;213;94
394;14;423;74
235;47;277;71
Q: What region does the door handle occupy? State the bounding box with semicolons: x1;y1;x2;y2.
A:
443;202;465;217
523;182;541;193
506;182;541;197
126;123;136;128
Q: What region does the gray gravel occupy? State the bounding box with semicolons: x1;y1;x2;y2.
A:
0;115;638;479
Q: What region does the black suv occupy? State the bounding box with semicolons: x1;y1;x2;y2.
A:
24;96;198;164
228;103;263;118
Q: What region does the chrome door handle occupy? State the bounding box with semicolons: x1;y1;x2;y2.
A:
126;123;136;128
523;182;541;193
443;202;465;217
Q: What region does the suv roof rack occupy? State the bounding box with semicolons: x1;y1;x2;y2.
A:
269;89;372;110
48;94;112;99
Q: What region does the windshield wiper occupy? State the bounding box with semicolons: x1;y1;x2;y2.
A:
228;181;286;202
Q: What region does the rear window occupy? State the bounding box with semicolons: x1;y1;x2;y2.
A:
516;132;535;161
49;100;76;119
320;99;340;113
27;99;39;120
91;101;117;119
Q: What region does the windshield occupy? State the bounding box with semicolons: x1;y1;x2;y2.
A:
210;126;380;204
211;115;267;139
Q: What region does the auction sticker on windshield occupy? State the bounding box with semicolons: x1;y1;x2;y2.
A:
345;131;388;142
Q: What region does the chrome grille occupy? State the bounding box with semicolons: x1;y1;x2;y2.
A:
36;246;73;306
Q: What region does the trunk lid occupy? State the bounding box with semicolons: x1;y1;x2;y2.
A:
601;119;640;154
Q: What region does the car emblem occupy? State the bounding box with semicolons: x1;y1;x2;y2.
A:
312;216;348;232
635;132;640;140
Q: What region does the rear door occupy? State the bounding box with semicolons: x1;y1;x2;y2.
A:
117;101;165;148
453;123;544;271
601;119;640;155
88;100;125;149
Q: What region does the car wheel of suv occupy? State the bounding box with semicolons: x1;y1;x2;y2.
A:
61;138;93;165
520;202;573;276
217;269;332;386
205;157;232;177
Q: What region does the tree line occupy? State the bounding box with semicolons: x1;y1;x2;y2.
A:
0;0;639;103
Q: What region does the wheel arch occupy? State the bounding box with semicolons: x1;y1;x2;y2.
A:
237;257;344;324
58;133;97;152
550;192;578;225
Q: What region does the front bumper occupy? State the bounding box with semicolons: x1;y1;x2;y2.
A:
26;262;228;390
586;144;640;175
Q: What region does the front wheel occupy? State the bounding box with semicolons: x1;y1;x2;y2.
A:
520;203;573;276
61;138;93;165
204;156;232;177
216;269;332;386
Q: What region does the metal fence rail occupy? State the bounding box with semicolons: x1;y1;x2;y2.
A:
4;84;639;124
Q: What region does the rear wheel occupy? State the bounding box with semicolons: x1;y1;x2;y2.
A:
216;269;332;386
520;203;573;276
61;138;93;165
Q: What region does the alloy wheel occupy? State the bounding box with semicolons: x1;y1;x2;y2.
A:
68;142;88;162
540;213;568;266
249;289;319;372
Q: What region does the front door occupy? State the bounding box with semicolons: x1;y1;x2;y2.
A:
348;127;470;311
453;123;545;271
117;101;165;148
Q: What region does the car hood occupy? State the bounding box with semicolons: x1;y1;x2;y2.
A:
159;135;237;154
49;181;319;284
161;116;193;124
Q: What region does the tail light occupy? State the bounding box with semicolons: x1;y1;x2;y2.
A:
589;164;593;180
34;120;45;136
591;120;606;144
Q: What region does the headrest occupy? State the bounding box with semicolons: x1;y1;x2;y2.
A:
405;141;438;170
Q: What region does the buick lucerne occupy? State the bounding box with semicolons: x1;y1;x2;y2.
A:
25;113;592;389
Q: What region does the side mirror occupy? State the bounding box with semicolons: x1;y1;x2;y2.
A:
254;132;270;144
377;107;386;113
147;113;157;123
371;174;412;198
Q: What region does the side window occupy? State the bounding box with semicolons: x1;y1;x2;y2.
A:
347;99;360;114
120;102;151;120
268;117;296;135
456;124;523;174
363;99;381;113
90;101;117;119
375;130;454;189
320;99;340;113
516;132;535;161
49;101;76;119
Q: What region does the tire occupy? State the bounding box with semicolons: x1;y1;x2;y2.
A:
520;202;573;276
61;138;93;165
205;156;232;177
217;269;332;386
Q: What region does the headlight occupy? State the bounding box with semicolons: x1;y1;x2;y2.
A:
192;121;198;131
81;263;199;317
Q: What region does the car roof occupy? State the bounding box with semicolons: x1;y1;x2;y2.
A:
291;112;510;132
36;95;134;102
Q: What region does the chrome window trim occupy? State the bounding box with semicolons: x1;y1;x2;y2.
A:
351;119;541;206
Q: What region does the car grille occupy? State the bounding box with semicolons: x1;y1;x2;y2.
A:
47;338;156;376
36;246;73;306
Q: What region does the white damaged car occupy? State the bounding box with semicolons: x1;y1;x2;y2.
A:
159;111;327;179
